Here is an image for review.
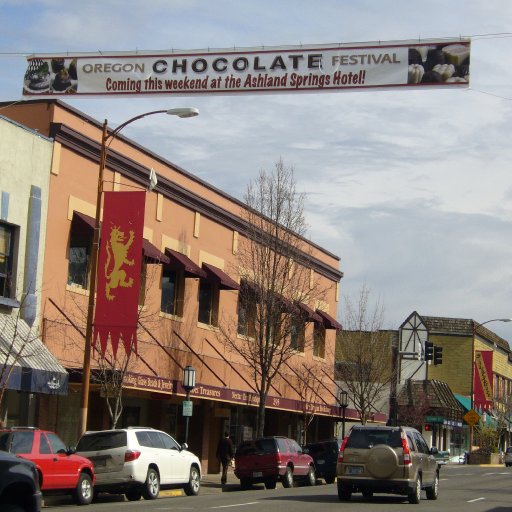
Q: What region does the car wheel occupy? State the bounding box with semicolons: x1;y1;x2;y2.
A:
324;474;336;484
264;479;277;489
337;483;351;501
125;490;142;501
305;466;316;486
362;489;373;498
184;465;201;496
73;472;93;505
408;475;421;504
282;466;293;488
240;478;252;490
425;472;439;500
142;468;160;500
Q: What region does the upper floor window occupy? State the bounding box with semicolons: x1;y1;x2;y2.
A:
0;223;14;299
237;280;256;337
290;319;306;352
161;266;184;316
68;213;94;288
313;322;326;358
198;278;219;326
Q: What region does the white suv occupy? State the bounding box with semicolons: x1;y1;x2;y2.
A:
75;427;201;500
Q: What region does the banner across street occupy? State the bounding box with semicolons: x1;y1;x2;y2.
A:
23;38;470;97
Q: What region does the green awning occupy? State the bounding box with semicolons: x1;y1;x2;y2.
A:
454;394;471;412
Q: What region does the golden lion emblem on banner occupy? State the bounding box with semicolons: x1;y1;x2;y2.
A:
104;226;135;301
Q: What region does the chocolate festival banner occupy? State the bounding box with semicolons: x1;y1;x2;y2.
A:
94;191;145;358
23;38;470;97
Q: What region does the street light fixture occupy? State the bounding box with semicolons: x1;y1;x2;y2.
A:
78;107;199;436
337;389;349;439
182;365;196;445
468;317;512;460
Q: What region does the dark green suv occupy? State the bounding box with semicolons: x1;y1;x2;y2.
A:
336;425;439;504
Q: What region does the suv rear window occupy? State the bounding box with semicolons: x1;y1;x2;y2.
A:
346;429;402;449
236;438;277;456
76;431;127;451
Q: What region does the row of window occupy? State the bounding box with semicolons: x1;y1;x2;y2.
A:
67;215;329;358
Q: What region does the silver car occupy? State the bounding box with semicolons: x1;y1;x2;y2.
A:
336;425;439;504
76;427;201;500
505;446;512;467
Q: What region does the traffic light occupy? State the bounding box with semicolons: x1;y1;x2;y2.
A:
424;341;434;361
424;424;433;431
434;345;443;365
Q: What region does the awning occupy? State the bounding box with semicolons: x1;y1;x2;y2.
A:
165;248;206;278
316;309;343;330
202;263;240;290
298;302;323;322
454;393;471;412
0;314;68;395
71;211;95;235
142;239;169;264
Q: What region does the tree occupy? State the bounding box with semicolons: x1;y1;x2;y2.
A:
220;159;327;438
336;285;394;425
292;361;326;444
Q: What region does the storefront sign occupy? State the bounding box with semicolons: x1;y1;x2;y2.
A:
22;38;470;97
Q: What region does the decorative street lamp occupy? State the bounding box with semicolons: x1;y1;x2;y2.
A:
337;389;349;439
182;365;196;445
78;108;199;436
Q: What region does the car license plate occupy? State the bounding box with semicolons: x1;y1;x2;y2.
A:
317;459;325;465
347;466;363;475
253;471;263;478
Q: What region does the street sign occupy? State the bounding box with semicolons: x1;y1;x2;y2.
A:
463;409;480;426
182;400;193;417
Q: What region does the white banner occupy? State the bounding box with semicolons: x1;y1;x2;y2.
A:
22;38;470;97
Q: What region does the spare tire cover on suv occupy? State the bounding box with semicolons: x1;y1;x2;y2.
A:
366;445;399;478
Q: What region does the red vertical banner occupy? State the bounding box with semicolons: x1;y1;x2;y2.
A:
473;350;493;411
94;191;145;357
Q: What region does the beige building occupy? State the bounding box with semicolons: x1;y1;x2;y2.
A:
0;115;68;425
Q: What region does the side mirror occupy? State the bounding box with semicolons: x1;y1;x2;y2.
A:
181;443;188;451
430;447;438;455
67;446;76;455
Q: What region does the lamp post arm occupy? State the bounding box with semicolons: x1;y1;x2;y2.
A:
106;110;169;145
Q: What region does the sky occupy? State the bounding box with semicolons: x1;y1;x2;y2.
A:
1;0;512;340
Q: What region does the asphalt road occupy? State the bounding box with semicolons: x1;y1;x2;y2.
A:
43;465;512;512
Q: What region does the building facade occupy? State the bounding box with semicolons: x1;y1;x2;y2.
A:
0;115;68;426
1;100;344;473
397;312;512;455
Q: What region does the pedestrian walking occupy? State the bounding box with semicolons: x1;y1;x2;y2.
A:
216;431;235;485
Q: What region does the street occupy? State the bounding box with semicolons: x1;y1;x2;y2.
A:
43;465;512;512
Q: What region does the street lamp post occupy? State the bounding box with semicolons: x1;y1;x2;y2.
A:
469;317;512;459
78;108;199;436
338;389;349;439
182;365;196;445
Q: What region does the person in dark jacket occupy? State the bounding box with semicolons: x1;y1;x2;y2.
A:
216;432;235;484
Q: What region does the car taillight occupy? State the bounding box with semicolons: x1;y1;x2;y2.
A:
337;436;349;464
124;450;141;462
401;435;411;465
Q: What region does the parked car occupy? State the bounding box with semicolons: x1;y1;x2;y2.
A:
505;446;512;467
336;425;439;504
0;427;94;505
0;450;42;512
75;427;201;500
234;436;316;489
302;439;340;484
